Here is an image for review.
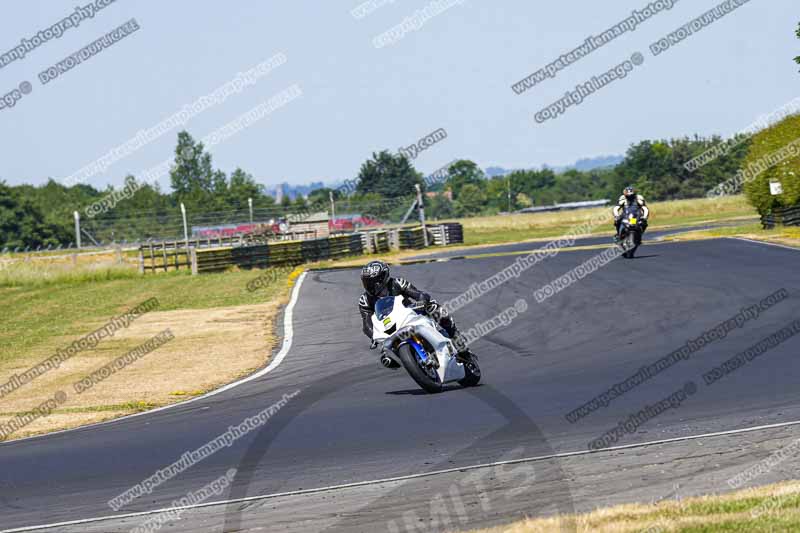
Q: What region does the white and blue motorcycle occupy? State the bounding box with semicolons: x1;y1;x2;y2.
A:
371;295;481;393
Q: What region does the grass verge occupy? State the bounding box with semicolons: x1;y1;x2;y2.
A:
467;480;800;532
663;223;800;248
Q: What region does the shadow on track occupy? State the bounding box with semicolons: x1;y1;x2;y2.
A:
221;365;577;532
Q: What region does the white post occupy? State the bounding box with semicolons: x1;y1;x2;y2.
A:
415;184;428;247
507;175;512;213
248;197;254;224
329;191;336;221
73;211;81;250
180;203;189;243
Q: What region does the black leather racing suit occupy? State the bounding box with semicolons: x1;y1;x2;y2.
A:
613;194;649;237
358;277;459;342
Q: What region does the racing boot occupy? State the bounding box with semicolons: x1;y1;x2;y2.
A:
380;354;400;369
449;331;477;365
435;310;477;364
457;347;478;365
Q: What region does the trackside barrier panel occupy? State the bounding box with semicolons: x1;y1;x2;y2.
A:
144;224;463;274
761;205;800;229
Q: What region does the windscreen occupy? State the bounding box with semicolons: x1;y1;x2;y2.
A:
623;204;642;219
375;297;395;320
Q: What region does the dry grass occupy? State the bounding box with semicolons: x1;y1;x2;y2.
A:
469;480;800;532
0;250;140;287
0;299;286;440
0;266;303;441
461;195;752;230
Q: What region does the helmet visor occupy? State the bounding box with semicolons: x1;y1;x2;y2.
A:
362;270;389;295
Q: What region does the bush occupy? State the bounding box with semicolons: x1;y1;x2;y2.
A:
743;114;800;215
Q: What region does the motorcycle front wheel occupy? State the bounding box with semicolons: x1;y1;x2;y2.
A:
623;232;639;259
397;343;443;394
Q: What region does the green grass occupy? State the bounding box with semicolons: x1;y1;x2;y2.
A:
0;266;292;367
462;225;592;246
639;489;800;532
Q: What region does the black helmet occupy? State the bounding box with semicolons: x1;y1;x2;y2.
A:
361;260;390;296
623;186;637;200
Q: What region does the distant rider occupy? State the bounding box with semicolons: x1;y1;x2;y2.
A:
613;186;649;242
358;260;476;365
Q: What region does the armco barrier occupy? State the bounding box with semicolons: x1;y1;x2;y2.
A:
762;205;800;229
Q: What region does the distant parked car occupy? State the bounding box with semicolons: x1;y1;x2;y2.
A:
353;215;381;228
329;218;354;231
330;214;381;232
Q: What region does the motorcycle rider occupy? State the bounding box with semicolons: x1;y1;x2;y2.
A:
613;185;649;242
358;260;476;365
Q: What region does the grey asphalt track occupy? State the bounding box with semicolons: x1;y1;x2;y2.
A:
1;237;799;532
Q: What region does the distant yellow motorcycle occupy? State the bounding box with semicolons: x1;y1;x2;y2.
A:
617;204;644;259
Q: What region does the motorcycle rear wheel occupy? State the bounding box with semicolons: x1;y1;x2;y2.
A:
458;358;481;387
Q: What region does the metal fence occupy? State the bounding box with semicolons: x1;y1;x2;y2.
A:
1;194;443;256
60;196;420;252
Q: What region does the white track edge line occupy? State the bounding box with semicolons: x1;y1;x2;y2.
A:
0;271;308;447
730;236;800;252
7;416;800;533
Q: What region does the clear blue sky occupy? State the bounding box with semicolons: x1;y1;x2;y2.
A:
0;0;796;191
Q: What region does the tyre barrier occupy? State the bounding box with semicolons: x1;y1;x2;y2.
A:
150;224;465;274
761;205;800;229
